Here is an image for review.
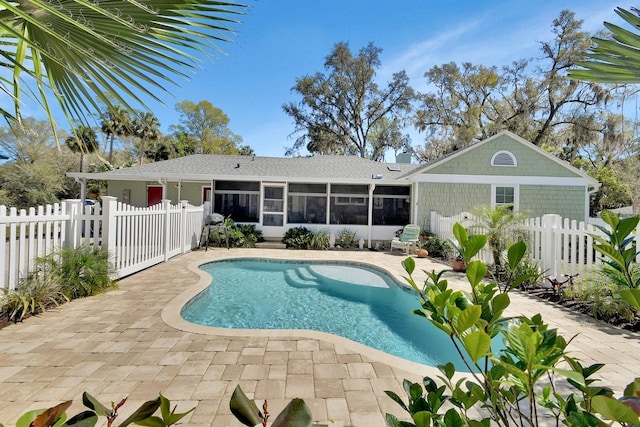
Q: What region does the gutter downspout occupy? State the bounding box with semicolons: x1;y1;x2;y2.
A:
75;177;87;206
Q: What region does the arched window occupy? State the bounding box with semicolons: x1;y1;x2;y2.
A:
491;150;517;167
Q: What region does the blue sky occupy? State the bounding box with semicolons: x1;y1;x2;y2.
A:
27;1;619;158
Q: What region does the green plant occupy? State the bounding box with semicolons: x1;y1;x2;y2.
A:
39;245;115;299
230;385;326;427
1;391;194;427
572;277;636;323
220;222;264;248
422;236;452;259
337;228;359;248
309;228;330;250
591;210;640;312
0;270;68;322
282;226;313;249
386;222;640;426
470;204;528;267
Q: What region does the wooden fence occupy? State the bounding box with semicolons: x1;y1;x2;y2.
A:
0;196;205;290
429;211;639;278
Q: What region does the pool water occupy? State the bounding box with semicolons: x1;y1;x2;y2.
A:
181;258;466;369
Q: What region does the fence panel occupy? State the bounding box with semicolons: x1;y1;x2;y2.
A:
430;211;616;279
0;203;69;290
0;198;205;289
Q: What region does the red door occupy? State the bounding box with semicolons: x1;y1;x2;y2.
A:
147;186;163;206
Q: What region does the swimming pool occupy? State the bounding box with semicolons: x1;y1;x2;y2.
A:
181;258;465;369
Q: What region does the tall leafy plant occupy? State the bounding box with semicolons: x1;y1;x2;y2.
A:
386;222;640;426
591;210;640;312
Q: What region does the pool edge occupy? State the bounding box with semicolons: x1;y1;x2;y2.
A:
161;253;443;379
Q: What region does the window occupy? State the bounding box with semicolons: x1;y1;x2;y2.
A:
372;185;411;225
287;183;327;224
330;184;368;225
493;185;518;210
213;180;260;222
491;150;517;167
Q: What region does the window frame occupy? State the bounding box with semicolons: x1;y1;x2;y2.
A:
491;184;519;210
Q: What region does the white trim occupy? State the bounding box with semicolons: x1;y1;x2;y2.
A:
492;184;519;210
414;174;590;186
491;150;517;167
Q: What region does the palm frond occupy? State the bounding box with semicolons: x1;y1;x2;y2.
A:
568;6;640;84
0;0;246;127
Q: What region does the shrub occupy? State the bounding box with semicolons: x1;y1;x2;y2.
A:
282;226;313;249
309;228;330;250
218;222;264;248
0;273;67;322
336;228;358;248
421;235;452;259
572;276;636;323
39;245;115;299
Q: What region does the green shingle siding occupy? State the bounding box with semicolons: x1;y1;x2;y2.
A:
425;134;580;177
418;183;586;231
520;185;585;221
417;183;490;230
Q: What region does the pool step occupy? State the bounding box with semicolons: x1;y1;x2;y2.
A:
255;241;287;249
284;269;320;288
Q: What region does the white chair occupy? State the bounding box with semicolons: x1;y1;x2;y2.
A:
390;224;420;254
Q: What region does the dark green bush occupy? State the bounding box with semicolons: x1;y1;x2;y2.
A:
282;226;313;249
422;235;452;259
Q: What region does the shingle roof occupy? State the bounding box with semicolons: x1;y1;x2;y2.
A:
83;154;421;182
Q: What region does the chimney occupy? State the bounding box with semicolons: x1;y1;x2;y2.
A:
395;153;412;164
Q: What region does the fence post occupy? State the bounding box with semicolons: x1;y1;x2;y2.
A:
63;199;82;249
162;199;171;262
180;200;188;254
101;197;118;270
429;210;436;233
541;214;562;278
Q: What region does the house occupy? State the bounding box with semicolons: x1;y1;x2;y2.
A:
68;131;599;245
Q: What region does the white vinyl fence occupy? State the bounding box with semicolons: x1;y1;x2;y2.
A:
429;211;640;279
0;196;205;290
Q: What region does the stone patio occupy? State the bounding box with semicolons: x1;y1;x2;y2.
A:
0;248;638;426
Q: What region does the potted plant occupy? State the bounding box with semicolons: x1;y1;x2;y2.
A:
449;240;466;272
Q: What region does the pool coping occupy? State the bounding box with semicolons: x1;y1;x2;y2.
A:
161;253;445;379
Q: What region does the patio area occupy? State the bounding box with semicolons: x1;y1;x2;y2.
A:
0;248;638;426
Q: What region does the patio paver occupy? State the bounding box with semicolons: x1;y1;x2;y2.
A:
0;248;638;426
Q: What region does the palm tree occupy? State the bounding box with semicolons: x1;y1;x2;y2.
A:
0;1;246;128
65;125;99;172
131;112;160;165
470;204;528;267
568;6;640;83
100;105;131;166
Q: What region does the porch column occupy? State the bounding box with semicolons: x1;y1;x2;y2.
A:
367;184;375;248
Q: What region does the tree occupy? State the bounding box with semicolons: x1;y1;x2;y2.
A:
65;125;99;172
0;117;60;163
283;42;415;160
131;112;160;165
170;100;245;155
0;0;246;131
100;105;132;165
568;7;640;83
414;10;617;161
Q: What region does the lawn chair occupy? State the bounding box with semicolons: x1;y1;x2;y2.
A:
390;224;420;255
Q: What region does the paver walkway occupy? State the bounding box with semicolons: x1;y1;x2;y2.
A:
0;248;638;426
